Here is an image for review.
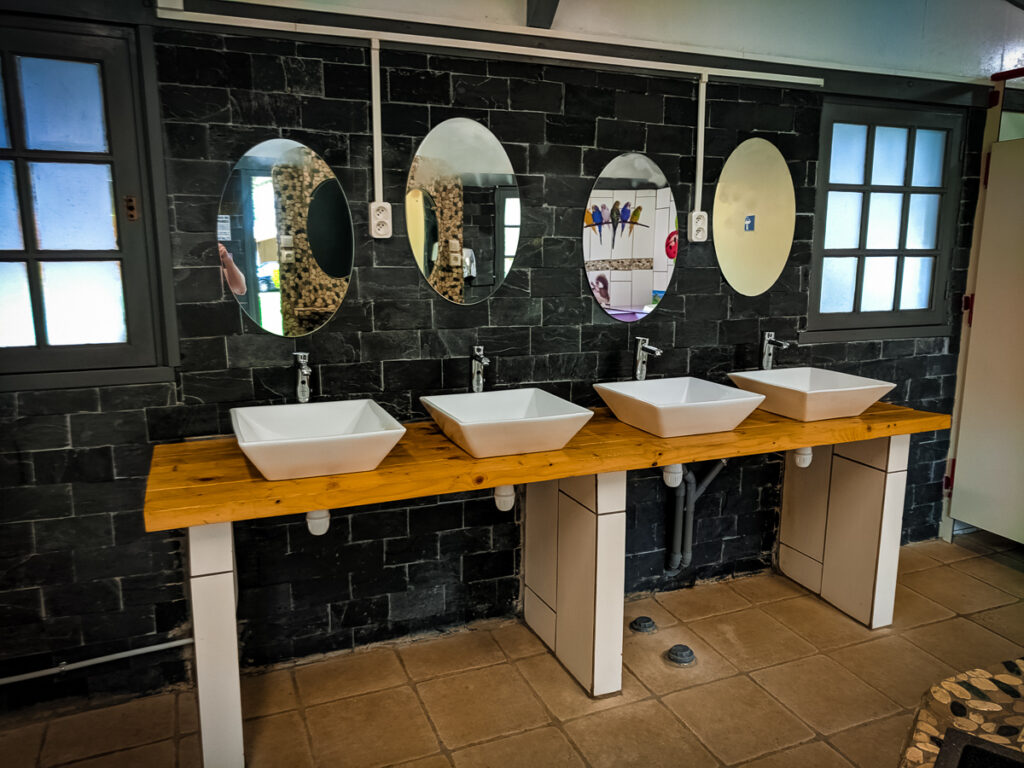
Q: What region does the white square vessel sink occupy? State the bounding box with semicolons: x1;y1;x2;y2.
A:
727;367;896;422
593;377;765;438
420;388;593;458
230;400;406;481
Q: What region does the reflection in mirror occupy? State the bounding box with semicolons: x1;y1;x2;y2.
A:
406;118;520;304
219;139;352;337
583;153;678;322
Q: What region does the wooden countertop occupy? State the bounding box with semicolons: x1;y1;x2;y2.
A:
143;403;950;532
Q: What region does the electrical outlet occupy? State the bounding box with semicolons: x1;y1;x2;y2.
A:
687;211;708;243
369;202;392;239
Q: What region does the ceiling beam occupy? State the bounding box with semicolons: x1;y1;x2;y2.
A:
526;0;559;29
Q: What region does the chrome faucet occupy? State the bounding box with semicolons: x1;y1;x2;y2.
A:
471;346;490;393
761;331;792;370
294;352;312;403
634;336;663;381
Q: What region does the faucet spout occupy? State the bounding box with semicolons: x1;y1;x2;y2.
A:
761;332;792;370
294;352;312;403
471;346;490;393
634;336;663;381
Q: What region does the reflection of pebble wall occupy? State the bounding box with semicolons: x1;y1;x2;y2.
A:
272;151;349;335
408;155;465;303
586;258;654;271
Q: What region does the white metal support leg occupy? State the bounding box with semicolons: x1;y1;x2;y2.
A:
188;523;245;767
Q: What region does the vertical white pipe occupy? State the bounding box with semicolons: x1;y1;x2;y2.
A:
693;72;708;212
370;38;383;203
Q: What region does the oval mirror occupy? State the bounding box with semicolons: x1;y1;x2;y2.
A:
218;139;352;336
406;118;520;304
584;153;678;322
712;138;795;296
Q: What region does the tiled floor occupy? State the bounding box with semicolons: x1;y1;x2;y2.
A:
3;532;1024;767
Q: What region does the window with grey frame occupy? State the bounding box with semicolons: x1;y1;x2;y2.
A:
805;101;964;340
0;21;173;389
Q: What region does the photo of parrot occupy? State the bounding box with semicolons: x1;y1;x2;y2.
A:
619;202;631;235
610;201;620;248
591;204;604;243
628;205;642;236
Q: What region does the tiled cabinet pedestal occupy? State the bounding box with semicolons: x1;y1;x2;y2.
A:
778;434;910;628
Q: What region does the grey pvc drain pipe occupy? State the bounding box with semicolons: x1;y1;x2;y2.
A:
665;459;728;575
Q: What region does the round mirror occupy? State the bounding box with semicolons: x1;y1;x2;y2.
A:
218;139;352;336
712;138;795;296
584;153;678;322
405;118;520;304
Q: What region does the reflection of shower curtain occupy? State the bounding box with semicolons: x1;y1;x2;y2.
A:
272;151;349;336
408;155;464;303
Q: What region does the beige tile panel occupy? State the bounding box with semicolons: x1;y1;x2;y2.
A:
828;712;916;768
490;622;547;660
655;581;750;622
564;699;717;768
60;739;176;768
890;585;955;631
241;668;298;719
0;722;44;768
243;711;313;768
623;596;678;633
751;655;900;735
416;665;548;749
728;572;808;604
517;652;648;722
688;608;816;671
900;566;1017;614
663;676;814;765
906;539;979;564
901;618;1024;675
968;602;1024;645
762;595;877;650
306;686;439;768
950;556;1024;597
398;631;506;682
622;624;738;695
295;647;407;705
737;741;854;768
451;727;584;768
40;693;175;767
828;635;955;708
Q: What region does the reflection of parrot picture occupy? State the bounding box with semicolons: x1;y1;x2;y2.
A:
628;205;642;235
584;208;594;230
619;202;631;235
591;205;603;243
609;201;620;248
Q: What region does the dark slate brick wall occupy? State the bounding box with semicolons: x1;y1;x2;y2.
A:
0;25;982;709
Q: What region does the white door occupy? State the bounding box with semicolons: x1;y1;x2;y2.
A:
950;139;1024;543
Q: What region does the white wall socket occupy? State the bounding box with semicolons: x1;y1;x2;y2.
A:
369;202;392;239
687;211;708;243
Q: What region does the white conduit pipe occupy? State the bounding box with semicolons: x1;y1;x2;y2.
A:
693;72;708;212
369;38;383;204
0;638;195;687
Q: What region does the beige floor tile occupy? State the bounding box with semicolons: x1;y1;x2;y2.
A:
663;676;814;765
295;647;407;706
417;665;548;749
564;699;716;768
890;584;955;630
901;566;1017;614
244;711;313;768
898;546;941;576
969;602;1024;645
622;624;738;695
517;652;649;721
60;739;176;768
241;668;298;719
950;556;1024;598
762;596;877;650
399;631;506;681
728;572;807;604
623;596;678;632
829;712;916;768
489;622;547;660
737;741;853;768
828;636;954;708
177;692;198;735
0;722;44;768
689;608;816;671
451;727;584;768
902;618;1024;675
306;686;439;767
177;734;200;768
751;655;899;735
655;581;750;622
40;694;175;767
906;539;979;564
393;756;452;768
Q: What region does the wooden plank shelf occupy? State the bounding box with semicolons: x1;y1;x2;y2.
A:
143;403;950;532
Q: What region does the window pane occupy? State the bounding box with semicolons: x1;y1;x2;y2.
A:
871;126;908;185
823;191;863;249
911;129;945;187
900;256;934;310
504;196;521;226
0;262;36;347
0;62;9;148
17;57;108;152
820;257;858;313
0;161;24;250
860;256;897;311
906;194;940;249
30;163;118;250
503;226;520;257
866;192;903;249
829;123;867;184
41;261;126;345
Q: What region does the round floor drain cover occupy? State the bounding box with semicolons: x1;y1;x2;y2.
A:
629;616;657;633
666;644;696;666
